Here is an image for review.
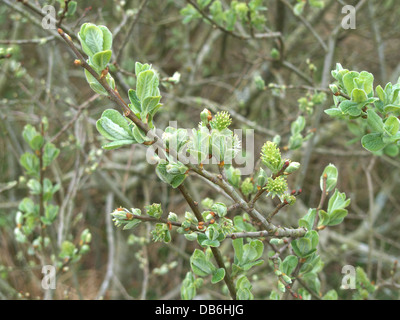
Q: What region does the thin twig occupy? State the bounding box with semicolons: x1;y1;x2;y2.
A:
177;184;237;300
115;0;150;63
185;0;281;40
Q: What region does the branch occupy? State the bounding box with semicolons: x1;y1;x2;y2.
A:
177;184;237;300
188;165;307;238
57;28;151;136
185;0;281;41
313;172;327;230
278;0;327;52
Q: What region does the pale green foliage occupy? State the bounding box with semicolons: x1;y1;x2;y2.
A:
326;63;400;155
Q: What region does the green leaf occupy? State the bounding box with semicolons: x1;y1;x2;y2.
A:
211;268;225;284
102;140;136;150
280;255;298;275
20;152;39;176
356;71;374;96
155;160;187;188
322;289;338;300
327;208;348;226
22;125;44;151
42;204;59;225
376;85;386;102
96;109;134;141
136;70;159;102
383;144;399;157
339;100;362;117
190;249;214;276
98;25;113;51
318;209;330;227
43;142;60;167
27;178;41;195
80;24;103;56
351;88;368;103
250;239;264;260
291;237;312;258
187;127;210;164
299;208;317;230
299;253;323;275
236;276;254;300
320;163;338;192
128;89;142;114
233;215;256;232
123;219;141;230
84;69;108;95
135;62;152;76
366;109;384;133
59;240;76;259
293;2;305;15
291;231;319;258
131;124;148;144
141;96;162;121
66;1;77;16
92;50;112;71
327;189;351;214
384;116;400;136
384;104;400;114
211;202;227;217
361;133;386;152
232;238;244;263
324;107;344;118
197;0;212;9
342;71;359;95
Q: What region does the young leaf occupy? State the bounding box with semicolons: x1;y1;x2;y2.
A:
299;208;317;230
141;96;162;121
102;140;136;150
92;50;112;71
20;152;40;176
98;25;113;51
361;133;386;152
211;268;225;284
128;89;142;114
43;143;60;167
280;255;298;276
22;124;44;151
211;202;227;217
232;238;244;264
384;116;400;136
320;163;338;192
327;208;348;226
136;70;159;102
155;160;187;188
79;24;103;57
366;109;384;133
351;88;368;103
190;249;214;276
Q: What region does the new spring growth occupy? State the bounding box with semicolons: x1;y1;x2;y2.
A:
264;176;288;199
260;141;283;174
241;178;254;196
111;207;142;229
200;108;212;126
329;84;340;96
284;161;300;174
210;111;232;130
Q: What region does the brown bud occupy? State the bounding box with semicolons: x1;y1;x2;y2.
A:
126;212;133;220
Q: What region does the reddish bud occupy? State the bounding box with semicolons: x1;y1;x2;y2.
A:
126;212;133;220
